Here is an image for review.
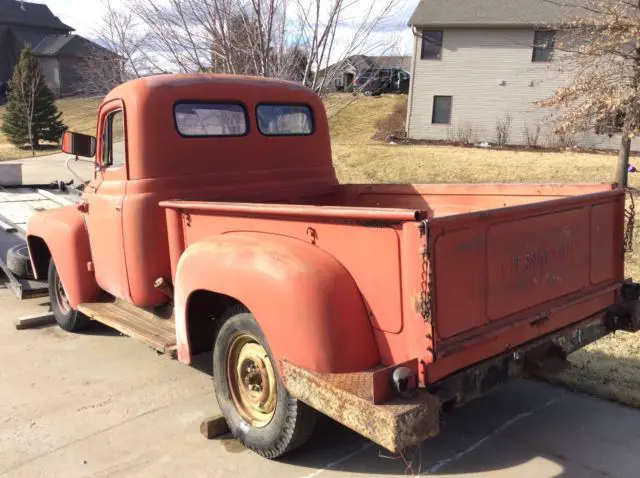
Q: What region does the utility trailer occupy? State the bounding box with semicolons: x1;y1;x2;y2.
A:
0;184;81;299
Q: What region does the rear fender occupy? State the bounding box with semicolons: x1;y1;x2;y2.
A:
26;205;102;308
174;232;380;373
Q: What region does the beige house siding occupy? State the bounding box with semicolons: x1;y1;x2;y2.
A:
407;27;640;151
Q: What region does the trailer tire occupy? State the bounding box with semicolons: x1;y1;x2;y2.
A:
213;306;317;459
48;259;89;332
6;244;34;279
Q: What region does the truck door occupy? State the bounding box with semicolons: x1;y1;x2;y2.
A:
83;102;130;301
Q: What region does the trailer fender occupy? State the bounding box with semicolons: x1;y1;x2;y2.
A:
26;205;101;308
174;232;380;373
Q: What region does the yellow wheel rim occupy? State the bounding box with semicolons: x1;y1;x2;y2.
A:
226;333;277;428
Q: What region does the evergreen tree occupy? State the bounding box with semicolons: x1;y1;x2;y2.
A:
1;45;66;154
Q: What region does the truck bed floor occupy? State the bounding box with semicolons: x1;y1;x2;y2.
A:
77;300;177;356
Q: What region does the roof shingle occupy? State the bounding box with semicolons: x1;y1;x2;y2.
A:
409;0;586;27
32;34;75;55
0;0;73;32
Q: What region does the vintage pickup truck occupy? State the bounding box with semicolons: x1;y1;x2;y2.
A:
26;74;640;459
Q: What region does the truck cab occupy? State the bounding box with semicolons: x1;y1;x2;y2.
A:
26;74;640;459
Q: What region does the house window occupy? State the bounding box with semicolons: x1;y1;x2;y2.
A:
432;96;452;124
532;31;556;62
174;102;248;137
421;30;443;60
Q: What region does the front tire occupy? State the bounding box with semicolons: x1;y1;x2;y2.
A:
213;307;317;459
48;259;89;332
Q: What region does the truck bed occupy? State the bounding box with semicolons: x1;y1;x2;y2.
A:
162;182;625;383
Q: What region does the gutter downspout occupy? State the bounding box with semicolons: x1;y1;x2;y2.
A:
406;26;420;139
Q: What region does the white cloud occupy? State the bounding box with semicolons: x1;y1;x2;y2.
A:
36;0;107;37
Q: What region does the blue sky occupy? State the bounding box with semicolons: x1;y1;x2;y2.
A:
38;0;419;56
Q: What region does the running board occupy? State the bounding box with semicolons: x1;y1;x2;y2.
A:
77;300;177;356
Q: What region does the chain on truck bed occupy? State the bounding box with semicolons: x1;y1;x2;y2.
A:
624;189;636;254
420;220;433;324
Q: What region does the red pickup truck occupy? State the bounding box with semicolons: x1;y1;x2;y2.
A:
26;74;640;459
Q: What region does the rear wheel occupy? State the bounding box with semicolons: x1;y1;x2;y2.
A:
48;259;89;332
213;307;317;459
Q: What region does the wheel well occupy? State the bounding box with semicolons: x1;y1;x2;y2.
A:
26;236;51;280
185;290;245;355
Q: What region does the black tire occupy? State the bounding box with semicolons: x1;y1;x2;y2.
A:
7;244;33;279
213;307;317;459
48;259;90;332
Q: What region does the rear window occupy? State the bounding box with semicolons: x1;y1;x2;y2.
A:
174;102;248;137
257;105;313;136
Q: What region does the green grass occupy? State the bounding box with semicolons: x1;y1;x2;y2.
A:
0;96;102;160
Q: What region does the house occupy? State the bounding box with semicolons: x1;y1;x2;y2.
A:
0;0;115;96
406;0;640;150
322;55;411;92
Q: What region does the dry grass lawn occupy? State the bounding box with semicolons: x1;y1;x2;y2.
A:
1;92;639;407
0;96;101;160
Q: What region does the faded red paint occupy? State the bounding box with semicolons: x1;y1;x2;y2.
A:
27;205;102;308
25;75;633;403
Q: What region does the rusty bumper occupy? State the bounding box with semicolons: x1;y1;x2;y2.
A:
282;289;640;453
429;290;640;409
281;361;441;453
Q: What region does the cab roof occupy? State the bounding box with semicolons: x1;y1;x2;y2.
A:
104;73;316;104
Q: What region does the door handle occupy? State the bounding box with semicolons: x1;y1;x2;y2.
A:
77;201;89;213
115;205;122;212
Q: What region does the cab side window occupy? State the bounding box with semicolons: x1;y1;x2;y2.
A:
102;110;126;168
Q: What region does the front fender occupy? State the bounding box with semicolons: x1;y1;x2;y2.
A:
175;232;380;373
27;205;101;308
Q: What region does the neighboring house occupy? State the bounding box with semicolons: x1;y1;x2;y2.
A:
406;0;640;150
0;0;115;96
322;55;411;92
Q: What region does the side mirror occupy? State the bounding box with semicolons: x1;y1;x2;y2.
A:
60;131;96;158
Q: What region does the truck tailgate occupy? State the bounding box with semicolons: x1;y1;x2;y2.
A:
428;189;625;354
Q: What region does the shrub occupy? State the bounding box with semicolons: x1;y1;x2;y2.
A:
552;130;578;149
495;114;513;146
523;123;541;148
453;121;478;144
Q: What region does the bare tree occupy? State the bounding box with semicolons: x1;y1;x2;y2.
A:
75;0;151;95
539;0;640;188
301;0;402;96
83;0;400;101
2;46;66;154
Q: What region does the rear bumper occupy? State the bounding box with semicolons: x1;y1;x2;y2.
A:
283;291;640;453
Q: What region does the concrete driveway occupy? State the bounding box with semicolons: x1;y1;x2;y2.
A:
1;286;639;478
0;152;94;186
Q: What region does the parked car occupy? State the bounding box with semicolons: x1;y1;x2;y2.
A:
27;74;640;460
353;67;410;96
